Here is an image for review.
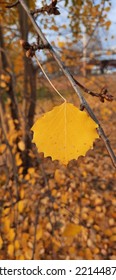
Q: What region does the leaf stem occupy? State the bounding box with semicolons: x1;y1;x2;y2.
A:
35;54;66;102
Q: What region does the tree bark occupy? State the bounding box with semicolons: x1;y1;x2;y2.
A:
0;24;19;130
18;3;37;170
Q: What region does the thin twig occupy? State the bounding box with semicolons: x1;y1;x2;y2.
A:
73;76;113;102
12;0;116;167
5;0;19;8
35;54;66;102
21;40;113;103
30;0;60;16
18;0;85;105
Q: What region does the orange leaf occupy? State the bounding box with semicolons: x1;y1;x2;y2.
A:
3;217;10;232
0;236;3;249
105;20;111;29
28;167;35;175
63;223;82;237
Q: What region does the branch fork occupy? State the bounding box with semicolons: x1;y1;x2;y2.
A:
20;39;50;57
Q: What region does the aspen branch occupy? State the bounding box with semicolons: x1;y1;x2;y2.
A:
9;0;116;168
72;77;113;102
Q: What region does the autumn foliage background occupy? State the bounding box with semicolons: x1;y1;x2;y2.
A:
0;0;116;260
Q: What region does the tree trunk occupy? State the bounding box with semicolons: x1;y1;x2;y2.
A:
0;24;20;130
18;3;37;171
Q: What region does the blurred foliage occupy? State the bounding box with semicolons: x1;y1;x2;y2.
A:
37;86;51;99
65;0;111;37
0;74;116;260
40;0;111;41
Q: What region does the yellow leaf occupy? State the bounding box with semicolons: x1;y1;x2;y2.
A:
105;7;110;12
15;153;22;166
0;74;10;89
18;166;23;175
22;233;29;247
7;228;15;242
0;144;6;154
18;140;25;151
36;226;43;241
105;20;111;29
110;235;116;242
17;200;25;214
8;243;14;257
58;41;65;48
3;217;10;232
1;74;10;83
51;189;57;196
18;199;27;213
20;188;25;199
28;167;35;175
63;223;82;237
51;25;59;31
24;173;30;180
31;102;98;165
0;236;3;249
2;206;10;216
61;193;68;204
14;240;20;250
53;202;59;209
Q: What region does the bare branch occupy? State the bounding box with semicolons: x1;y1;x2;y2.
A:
30;0;60;16
73;76;114;102
6;0;19;8
10;0;116;168
20;39;50;58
